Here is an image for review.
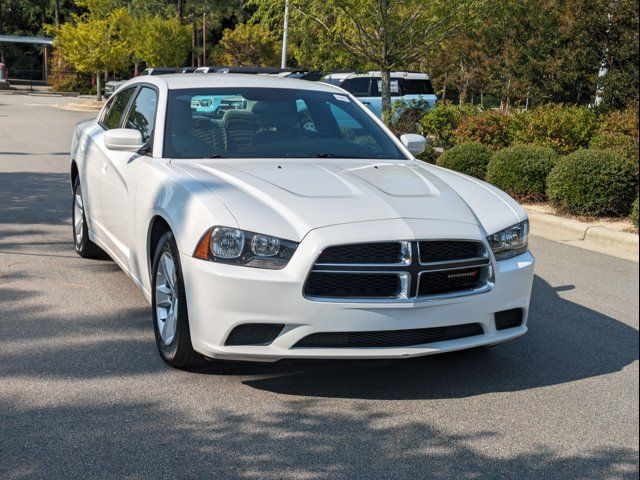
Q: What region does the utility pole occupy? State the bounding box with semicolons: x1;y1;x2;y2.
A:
0;0;5;64
54;0;60;29
192;18;196;67
202;12;206;67
280;0;289;69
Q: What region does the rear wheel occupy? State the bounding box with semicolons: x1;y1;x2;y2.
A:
72;178;103;258
152;231;205;368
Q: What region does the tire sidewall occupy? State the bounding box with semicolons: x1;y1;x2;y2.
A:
151;231;190;363
72;178;89;254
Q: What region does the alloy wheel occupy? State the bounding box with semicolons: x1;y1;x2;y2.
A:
155;252;179;345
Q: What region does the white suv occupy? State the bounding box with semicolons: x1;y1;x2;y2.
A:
322;71;438;118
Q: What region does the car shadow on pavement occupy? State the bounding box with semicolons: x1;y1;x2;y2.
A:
211;275;639;400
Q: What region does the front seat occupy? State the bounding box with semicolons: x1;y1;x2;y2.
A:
252;100;301;145
222;109;257;152
169;100;212;157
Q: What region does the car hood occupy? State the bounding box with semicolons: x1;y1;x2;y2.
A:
172;159;521;241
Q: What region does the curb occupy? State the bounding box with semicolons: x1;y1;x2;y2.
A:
0;90;80;97
526;209;639;262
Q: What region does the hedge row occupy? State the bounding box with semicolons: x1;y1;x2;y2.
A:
412;103;639;159
547;149;638;217
434;142;639;220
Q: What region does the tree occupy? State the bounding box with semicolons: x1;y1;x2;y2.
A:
213;23;279;66
55;6;130;99
251;0;487;122
131;14;191;68
593;0;639;109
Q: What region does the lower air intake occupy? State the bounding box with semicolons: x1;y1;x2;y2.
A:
225;324;285;346
293;323;484;348
494;309;524;330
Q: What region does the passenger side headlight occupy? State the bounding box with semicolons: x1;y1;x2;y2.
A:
487;220;529;260
194;226;298;269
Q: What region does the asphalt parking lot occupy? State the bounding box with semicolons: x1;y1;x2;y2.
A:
1;94;638;480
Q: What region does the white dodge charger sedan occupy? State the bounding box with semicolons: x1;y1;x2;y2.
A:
70;74;534;368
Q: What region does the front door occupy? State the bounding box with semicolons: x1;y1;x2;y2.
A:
99;85;158;268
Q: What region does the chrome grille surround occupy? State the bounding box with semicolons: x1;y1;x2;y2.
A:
304;240;494;302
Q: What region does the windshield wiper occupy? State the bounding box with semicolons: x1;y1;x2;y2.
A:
314;153;371;159
205;153;225;158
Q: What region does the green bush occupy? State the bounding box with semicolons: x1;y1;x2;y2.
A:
486;145;558;201
421;103;478;149
547;149;638;216
589;133;639;164
598;106;639;139
390;99;431;136
436;142;491;179
631;197;639;229
514;104;599;154
454;109;517;149
416;146;439;164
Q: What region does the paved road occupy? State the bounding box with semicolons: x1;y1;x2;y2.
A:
1;94;638;480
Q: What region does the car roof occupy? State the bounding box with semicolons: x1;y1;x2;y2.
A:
129;73;343;92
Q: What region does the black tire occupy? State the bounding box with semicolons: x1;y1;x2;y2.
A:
72;177;103;258
151;230;206;368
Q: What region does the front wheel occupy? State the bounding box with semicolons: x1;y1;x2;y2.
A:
152;231;205;368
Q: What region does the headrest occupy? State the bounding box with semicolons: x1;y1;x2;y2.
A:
251;101;299;129
222;109;257;126
172;100;193;133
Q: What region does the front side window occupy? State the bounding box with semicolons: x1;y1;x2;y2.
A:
124;87;158;144
102;88;135;130
163;88;407;160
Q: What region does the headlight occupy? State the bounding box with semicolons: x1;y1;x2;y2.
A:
487;220;529;260
194;226;298;269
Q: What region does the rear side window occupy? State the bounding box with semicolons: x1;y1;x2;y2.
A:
340;78;371;97
124;87;158;144
401;79;435;95
372;78;401;97
102;88;135;129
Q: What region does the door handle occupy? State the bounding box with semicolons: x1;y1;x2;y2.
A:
101;162;108;174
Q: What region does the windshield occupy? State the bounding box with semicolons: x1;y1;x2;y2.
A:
164;88;407;160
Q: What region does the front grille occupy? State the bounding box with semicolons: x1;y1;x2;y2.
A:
419;267;484;296
225;324;284;346
305;272;402;298
316;242;405;264
294;323;484;348
419;241;484;263
304;240;491;301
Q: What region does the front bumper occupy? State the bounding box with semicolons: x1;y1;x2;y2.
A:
180;219;535;362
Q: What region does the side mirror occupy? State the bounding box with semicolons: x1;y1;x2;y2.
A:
400;133;427;155
104;128;144;152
